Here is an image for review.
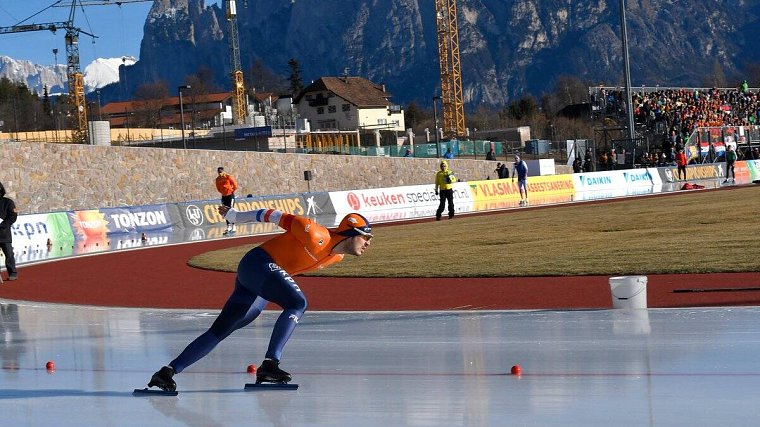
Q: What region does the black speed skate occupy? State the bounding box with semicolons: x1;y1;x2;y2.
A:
148;366;176;391
256;359;291;384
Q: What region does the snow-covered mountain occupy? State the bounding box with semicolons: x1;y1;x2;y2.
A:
0;55;136;95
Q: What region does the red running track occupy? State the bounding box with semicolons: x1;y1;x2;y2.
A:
1;236;759;310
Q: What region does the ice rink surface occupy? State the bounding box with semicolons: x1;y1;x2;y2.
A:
2;302;760;426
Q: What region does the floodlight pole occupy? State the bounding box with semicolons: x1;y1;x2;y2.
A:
619;0;635;142
178;85;191;149
432;96;441;158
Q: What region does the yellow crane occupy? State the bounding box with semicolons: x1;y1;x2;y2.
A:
434;0;466;138
226;0;247;125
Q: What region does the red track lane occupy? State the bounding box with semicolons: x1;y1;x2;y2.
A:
1;236;759;310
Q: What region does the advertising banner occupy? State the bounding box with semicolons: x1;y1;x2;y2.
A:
234;126;272;139
574;186;654;202
10;212;75;253
748;160;760;182
572;171;629;191
661;164;725;182
468;175;575;202
100;204;175;234
177;194;310;229
622;168;661;187
328;183;473;216
69;209;110;243
731;161;751;183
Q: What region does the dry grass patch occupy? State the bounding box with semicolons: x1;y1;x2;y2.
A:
188;186;760;277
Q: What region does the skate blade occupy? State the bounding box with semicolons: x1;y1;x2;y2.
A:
133;388;178;396
244;383;298;391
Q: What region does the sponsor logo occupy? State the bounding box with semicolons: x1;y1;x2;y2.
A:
185;205;203;226
268;263;282;271
664;168;674;182
623;171;651;184
12;221;48;239
109;210;168;229
347;192;361;210
361;191;406;208
581;175;613;186
288;314;300;323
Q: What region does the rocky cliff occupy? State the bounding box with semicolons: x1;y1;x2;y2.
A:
116;0;760;106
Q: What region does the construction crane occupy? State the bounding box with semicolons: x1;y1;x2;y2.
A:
0;3;96;143
0;1;150;143
434;0;466;138
226;0;247;125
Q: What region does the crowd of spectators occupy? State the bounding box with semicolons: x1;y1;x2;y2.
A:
590;83;760;166
594;83;760;135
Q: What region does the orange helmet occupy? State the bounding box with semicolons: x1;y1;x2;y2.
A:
336;213;373;238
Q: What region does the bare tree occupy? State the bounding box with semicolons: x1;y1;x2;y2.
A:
133;81;170;128
247;59;287;94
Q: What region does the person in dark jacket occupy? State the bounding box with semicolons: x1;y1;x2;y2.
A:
0;182;18;281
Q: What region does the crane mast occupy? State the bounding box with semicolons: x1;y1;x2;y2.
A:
65;29;88;143
227;0;247;125
434;0;465;138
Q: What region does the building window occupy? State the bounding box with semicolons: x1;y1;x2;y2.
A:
317;107;324;114
342;104;350;112
328;105;336;113
377;118;387;125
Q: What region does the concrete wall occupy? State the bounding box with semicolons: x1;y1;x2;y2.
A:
0;141;575;214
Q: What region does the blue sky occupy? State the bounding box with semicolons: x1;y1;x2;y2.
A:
0;1;219;66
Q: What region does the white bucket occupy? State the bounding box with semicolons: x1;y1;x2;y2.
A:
609;276;648;309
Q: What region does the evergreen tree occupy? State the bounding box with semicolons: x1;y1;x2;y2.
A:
288;58;304;96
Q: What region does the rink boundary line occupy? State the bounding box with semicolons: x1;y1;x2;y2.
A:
3;299;760;314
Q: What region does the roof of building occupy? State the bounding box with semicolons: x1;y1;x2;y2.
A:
293;77;393;108
100;92;232;115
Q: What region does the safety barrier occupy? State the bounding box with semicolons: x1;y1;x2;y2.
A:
7;160;758;265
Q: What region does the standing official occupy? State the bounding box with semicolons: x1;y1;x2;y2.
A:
434;160;457;221
215;167;239;235
0;182;18;281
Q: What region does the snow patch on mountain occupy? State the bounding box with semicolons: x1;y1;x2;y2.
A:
83;57;136;93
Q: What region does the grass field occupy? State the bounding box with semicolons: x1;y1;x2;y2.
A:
188;186;760;277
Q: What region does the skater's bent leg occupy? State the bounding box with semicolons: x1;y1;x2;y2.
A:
261;278;308;361
265;306;306;361
170;281;257;373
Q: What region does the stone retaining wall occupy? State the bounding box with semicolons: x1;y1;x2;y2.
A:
0;141;570;213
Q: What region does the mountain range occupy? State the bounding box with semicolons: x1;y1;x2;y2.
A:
6;0;760;108
0;56;136;96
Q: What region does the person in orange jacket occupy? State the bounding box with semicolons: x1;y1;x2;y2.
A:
215;166;238;235
146;209;373;391
675;148;688;181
